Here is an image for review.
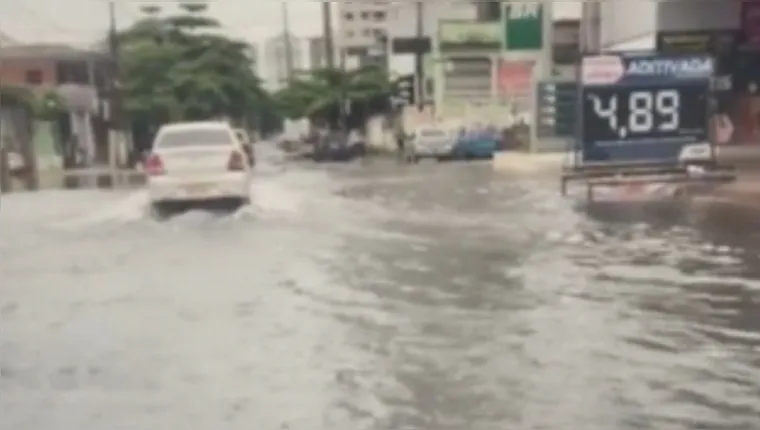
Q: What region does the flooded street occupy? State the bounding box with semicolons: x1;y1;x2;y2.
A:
2;146;760;430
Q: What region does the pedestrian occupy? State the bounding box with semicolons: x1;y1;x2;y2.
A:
395;128;406;163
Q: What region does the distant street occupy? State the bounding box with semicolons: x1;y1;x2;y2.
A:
2;145;760;430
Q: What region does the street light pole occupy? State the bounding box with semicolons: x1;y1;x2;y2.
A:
282;2;294;82
414;1;425;112
322;2;335;69
0;25;8;196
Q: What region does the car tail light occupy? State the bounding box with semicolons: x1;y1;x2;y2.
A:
227;151;245;171
144;153;165;176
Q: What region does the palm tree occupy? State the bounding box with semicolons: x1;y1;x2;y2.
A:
276;66;392;131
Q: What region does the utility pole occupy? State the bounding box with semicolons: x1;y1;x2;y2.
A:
108;1;123;131
282;2;294;82
0;26;8;196
322;2;335;69
414;1;425;112
106;0;126;186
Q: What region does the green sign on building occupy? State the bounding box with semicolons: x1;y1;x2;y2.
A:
503;3;544;51
439;21;501;51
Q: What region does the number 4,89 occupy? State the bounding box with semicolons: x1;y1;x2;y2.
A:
591;90;680;135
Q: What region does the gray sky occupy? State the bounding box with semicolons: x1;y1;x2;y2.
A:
0;0;323;46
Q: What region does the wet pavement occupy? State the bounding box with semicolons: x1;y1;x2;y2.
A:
2;145;760;430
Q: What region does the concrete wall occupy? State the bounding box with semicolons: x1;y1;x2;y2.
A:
599;1;657;50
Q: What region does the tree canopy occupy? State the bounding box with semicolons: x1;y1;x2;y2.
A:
274;66;393;130
119;1;281;144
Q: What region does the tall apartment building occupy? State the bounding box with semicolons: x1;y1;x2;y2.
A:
385;2;477;39
337;1;476;73
306;36;328;69
259;33;305;91
338;1;390;56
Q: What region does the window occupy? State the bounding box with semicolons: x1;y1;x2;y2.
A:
56;60;89;85
155;128;233;148
25;69;43;85
361;11;370;20
344;12;354;20
362;29;372;37
373;11;386;21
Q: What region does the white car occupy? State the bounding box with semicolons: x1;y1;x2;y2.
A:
144;121;252;211
408;127;456;162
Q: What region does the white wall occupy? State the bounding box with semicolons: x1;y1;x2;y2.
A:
599;1;657;50
259;35;307;91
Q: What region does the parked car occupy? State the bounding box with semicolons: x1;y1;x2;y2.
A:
143;121;252;213
451;128;501;160
407;126;456;162
312;131;365;162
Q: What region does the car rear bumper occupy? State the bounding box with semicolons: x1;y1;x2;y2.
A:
414;147;454;157
147;172;250;203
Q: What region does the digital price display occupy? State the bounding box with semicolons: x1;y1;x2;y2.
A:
536;81;577;139
579;54;714;164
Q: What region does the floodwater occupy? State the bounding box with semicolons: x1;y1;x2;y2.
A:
2;145;760;430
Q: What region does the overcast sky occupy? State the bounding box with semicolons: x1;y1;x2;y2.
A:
1;1;582;47
0;0;324;46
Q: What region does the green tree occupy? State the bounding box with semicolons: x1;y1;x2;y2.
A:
274;66;392;130
119;1;281;147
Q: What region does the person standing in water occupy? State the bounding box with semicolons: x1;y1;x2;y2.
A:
395;127;407;162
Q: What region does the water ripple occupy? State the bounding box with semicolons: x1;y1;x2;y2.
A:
2;156;760;429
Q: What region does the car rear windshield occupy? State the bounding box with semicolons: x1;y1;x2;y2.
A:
155;128;233;148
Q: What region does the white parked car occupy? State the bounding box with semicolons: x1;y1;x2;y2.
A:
408;126;456;162
144;121;252;211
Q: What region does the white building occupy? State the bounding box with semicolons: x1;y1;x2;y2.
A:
336;1;476;73
259;33;306;91
338;1;389;53
306;36;328;69
385;2;477;40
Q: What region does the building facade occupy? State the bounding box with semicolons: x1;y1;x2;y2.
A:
259;33;305;91
337;0;389;54
0;44;107;89
307;36;328;70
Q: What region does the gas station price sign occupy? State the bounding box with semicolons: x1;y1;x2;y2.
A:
579;53;714;164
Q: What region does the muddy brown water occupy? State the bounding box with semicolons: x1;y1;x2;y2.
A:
2;148;759;430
